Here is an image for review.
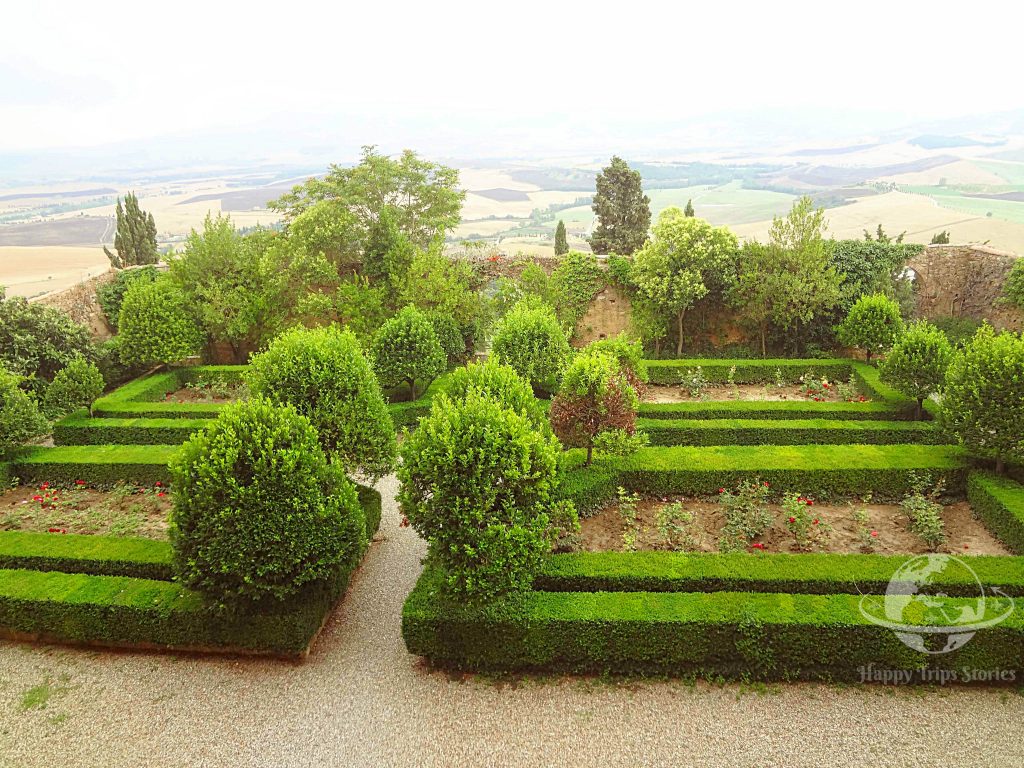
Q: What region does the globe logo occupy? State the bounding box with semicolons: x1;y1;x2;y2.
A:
859;554;1016;654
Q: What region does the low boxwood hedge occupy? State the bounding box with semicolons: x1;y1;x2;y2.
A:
0;531;173;580
12;445;178;487
638;400;912;421
402;566;1024;680
969;473;1024;555
639;418;941;446
53;412;209;446
536;551;1024;597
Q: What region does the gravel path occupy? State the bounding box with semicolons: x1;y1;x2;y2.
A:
1;474;1022;768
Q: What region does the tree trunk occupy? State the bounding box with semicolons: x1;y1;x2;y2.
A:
866;350;872;365
996;456;1006;475
408;378;418;401
676;310;685;357
915;397;924;421
760;325;767;359
586;443;593;466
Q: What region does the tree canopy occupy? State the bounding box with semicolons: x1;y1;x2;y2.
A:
589;156;651;256
104;192;159;269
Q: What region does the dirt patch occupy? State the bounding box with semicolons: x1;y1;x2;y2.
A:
0;483;172;539
580;497;1009;556
642;383;868;404
165;382;245;404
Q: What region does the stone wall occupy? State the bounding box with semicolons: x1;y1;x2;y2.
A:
573;284;631;346
908;244;1022;331
31;269;118;340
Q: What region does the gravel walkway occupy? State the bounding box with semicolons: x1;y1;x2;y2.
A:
1;475;1023;768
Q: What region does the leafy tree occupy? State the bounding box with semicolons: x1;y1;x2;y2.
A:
270;146;465;250
370;306;447;400
1004;258;1024;309
518;263;556;306
362;206;415;296
930;230;951;245
117;277;203;366
836;293;904;363
43;356;104;418
728;242;777;358
827;239;920;317
399;245;486;347
246;325;396;477
398;392;568;598
942;325;1024;474
879;321;953;419
332;275;390;346
169;398;366;606
104;192;159;269
550;250;604;330
426;311;465;367
684;199;695;217
96;266;159;331
0;288;94;395
549;351;639;465
441;359;548;431
554;219;569;255
0;365;48;456
285;199;364;270
587;333;649;395
491;299;572;394
631;208;738;356
629;297;671;357
589;156;651;255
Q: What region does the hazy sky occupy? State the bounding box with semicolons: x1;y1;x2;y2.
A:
2;1;1021;153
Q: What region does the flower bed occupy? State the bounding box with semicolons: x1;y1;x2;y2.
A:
639;418;941;446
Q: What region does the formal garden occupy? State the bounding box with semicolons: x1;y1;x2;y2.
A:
1;151;1023;682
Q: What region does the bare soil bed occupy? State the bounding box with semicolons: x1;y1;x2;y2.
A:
0;483;172;539
643;383;869;404
579;496;1009;556
164;382;245;404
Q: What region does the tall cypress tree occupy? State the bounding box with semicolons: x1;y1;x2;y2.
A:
553;220;569;255
104;192;159;269
684;199;695;217
588;156;651;256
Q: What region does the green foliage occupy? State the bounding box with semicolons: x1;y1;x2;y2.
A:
942;324;1024;472
103;192;158;269
589;155;651;256
370;306;447;400
246;325;396;477
333;275;390;346
684;199;695;217
0;530;173;580
43;356;104;418
96;266;158;331
639;418;939;446
930;230;951;245
362;205;414;295
117;277;203;366
398;246;485;347
587;333;649;389
270;146;465;249
426;311;465;367
879;321;952;418
1004;258;1024;309
836;293;904;363
827;239;921;315
53;414;205;446
0;365;49;455
631;208;738;355
0;287;94;394
553;219;568;255
968;472;1024;555
932;315;983;348
398;392;567;599
170;398;366;606
491;300;572;394
517;263;555;306
550;250;603;330
441;359;547;430
12;444;178;488
718;479;772;552
901;478;947;551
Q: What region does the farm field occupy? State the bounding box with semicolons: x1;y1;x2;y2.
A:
0;245;108;298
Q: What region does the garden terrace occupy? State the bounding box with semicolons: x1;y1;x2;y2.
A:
639;418;941;446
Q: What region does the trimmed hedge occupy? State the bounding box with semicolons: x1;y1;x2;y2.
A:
537;551;1024;597
53;412;208;446
638;400;912;421
403;566;1024;679
645;359;852;386
562;444;968;513
13;445;178;487
0;485;382;657
969;473;1024;555
639;418;942;446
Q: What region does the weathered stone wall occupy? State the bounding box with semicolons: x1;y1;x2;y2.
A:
31;269;118;340
573;284;632;346
908;244;1022;331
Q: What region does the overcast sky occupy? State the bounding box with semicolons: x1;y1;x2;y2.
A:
1;1;1021;154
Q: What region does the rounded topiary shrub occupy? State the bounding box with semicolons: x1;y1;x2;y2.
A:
441;359;548;431
398;392;568;599
491;299;571;395
246;325;396;477
169;397;366;606
370;305;447;400
426;310;465;367
835;293;904;363
117;277;203;366
0;365;49;456
43;355;105;418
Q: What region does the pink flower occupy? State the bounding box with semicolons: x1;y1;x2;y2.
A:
870;530;879;537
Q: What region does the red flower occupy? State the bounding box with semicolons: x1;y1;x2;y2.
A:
812;519;819;526
399;516;410;528
75;480;86;486
806;500;814;506
157;492;166;497
870;530;879;537
788;516;796;523
718;488;725;494
763;482;770;487
40;482;49;490
32;495;43;502
751;542;766;550
155;481;163;487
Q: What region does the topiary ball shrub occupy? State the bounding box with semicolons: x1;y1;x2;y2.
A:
117;277;203;366
169;397;366;606
835;293;904;364
879;320;952;420
426;311;466;368
0;365;49;456
491;299;572;396
441;359;548;431
43;355;105;418
370;305;447;400
398;392;570;599
587;333;649;396
246;325;396;478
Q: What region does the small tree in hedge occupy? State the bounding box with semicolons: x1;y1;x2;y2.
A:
587;333;649;396
96;266;159;331
370;305;447;400
879;321;953;420
43;356;104;418
246;325;396;477
170;398;366;606
549;351;639;465
0;365;48;456
398;392;569;598
942;324;1024;474
117;278;203;366
836;293;904;363
491;299;571;395
426;311;465;367
441;359;548;431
